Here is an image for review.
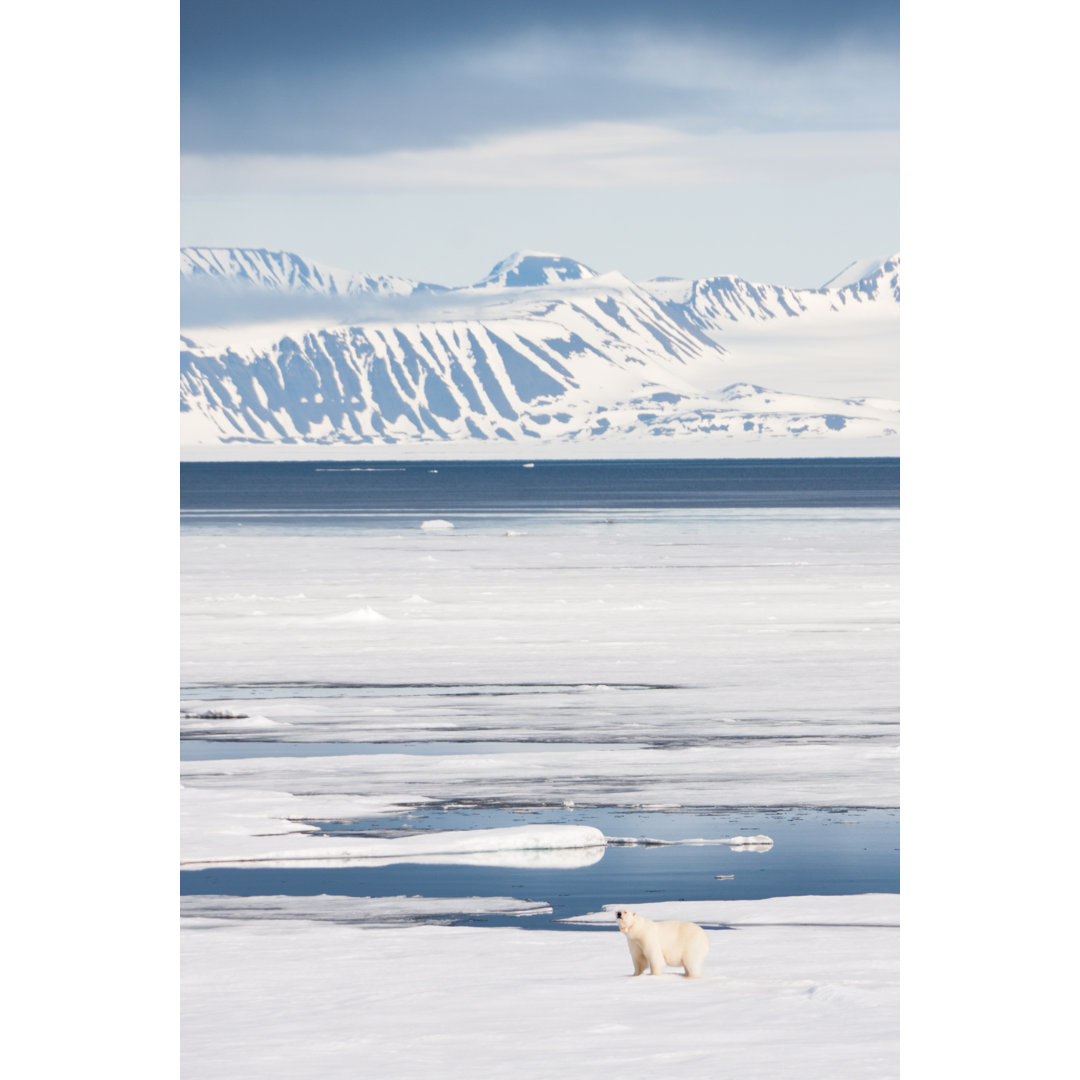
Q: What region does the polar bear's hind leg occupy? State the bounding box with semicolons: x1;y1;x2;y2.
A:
682;931;709;978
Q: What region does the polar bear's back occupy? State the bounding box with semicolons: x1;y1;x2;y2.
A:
656;919;710;966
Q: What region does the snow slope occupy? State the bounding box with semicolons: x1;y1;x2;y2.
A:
179;249;900;455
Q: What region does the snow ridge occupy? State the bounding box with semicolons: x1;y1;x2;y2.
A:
181;246;433;297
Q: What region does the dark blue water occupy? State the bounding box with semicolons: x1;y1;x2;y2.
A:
180;806;898;929
180;458;899;513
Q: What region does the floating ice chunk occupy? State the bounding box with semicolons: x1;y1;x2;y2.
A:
726;834;774;849
522;462;535;468
421;519;454;530
327;607;387;622
505;530;527;536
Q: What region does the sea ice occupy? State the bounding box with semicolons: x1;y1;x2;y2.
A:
181;785;604;866
182;894;899;1080
179;503;900;1076
561;894;899;927
181;894;553;924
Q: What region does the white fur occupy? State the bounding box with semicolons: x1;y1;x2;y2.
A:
615;909;709;978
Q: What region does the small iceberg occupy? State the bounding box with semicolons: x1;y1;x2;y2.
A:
421;519;455;530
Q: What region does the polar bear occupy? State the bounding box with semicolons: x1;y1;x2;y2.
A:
615;909;709;978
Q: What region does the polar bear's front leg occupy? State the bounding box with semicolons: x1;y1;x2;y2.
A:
628;940;649;975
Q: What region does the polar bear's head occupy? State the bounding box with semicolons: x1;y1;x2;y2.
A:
615;910;638;932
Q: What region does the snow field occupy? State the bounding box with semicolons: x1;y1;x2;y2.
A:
181;896;898;1080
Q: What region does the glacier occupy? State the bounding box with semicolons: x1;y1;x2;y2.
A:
180;248;900;455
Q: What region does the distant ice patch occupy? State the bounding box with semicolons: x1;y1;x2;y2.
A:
181;707;248;720
179;713;284;735
421;519;455;530
328;607;387;622
605;834;774;848
726;834;775;850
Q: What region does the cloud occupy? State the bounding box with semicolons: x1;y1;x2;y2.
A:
181;122;899;196
180;276;503;328
181;18;897;156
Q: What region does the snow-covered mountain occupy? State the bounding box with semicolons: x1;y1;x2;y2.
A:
180;246;430;297
821;255;901;302
179;249;899;454
477;250;598;288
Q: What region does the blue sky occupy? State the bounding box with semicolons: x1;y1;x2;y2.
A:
180;0;899;287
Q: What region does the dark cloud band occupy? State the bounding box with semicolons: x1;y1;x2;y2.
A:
182;0;899;156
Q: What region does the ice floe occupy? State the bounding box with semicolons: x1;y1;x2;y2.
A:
561;894;899;927
179;712;285;736
181;894;553;924
606;834;774;848
180;739;899;812
326;606;387;622
181;785;605;866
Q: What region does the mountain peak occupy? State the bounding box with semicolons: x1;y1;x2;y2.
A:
821;254;901;292
477;251;598;288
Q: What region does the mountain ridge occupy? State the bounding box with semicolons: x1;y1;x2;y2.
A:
179;248;900;452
